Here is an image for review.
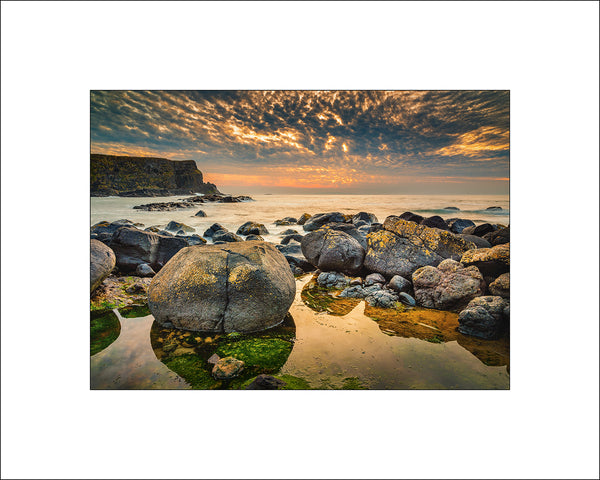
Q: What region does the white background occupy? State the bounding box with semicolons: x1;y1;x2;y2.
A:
1;1;598;479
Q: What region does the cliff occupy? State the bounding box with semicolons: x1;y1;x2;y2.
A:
90;154;220;196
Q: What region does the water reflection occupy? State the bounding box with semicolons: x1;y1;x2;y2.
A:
280;276;509;389
90;309;190;389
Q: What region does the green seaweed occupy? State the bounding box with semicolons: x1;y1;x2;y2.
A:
162;354;221;389
216;338;293;371
90;310;121;356
119;304;151;318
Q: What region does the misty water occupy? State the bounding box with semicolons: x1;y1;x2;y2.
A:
91;193;509;389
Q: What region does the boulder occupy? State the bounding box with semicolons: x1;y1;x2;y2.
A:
387;275;411;293
279;229;299;236
462;223;496;237
420;215;450;231
363;216;476;279
483;226;510;246
90;240;116;293
212;231;243;243
301;228;365;276
110;227;189;272
412;259;485;310
203;223;227;238
195;210;207;217
317;222;367;250
489;273;510;298
447;218;475;234
212;357;245;380
148;241;295;333
459;234;491;249
398;212;424;224
165;221;195;233
297;213;312;225
352;212;379;225
461;243;510;278
458;296;509;339
302;212;346;231
237;221;269;236
246;374;287;390
135;263;156;277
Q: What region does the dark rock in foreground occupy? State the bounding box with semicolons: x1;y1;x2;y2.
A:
90;240;116;293
458;296;509;339
245;374;287;390
148;241;295;333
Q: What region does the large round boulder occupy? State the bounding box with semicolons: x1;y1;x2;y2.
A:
412;259;485;310
301;227;365;275
148;241;295;333
90;239;116;293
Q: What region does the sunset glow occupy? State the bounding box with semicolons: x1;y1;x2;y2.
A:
90;90;510;193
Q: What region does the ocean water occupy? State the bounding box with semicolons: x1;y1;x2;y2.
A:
91;194;509;241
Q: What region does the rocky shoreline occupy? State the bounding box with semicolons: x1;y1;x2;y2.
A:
91;207;509;387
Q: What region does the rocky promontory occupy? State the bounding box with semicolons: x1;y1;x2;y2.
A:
91;154;220;196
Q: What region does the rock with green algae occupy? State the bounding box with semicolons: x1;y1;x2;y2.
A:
90;310;121;356
148;241;295;333
212;357;245;379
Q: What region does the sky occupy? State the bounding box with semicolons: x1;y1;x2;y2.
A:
90;90;509;194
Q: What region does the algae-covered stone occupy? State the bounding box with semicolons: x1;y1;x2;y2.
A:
148;241;295;333
90;239;116;293
212;357;244;379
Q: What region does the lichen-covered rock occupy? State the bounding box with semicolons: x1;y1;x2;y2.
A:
412;259;485;310
363;216;475;278
461;243;510;278
236;221;269;236
301;228;365;275
165;221;195;233
302;212;346;231
489;273;509;298
212;357;244;379
297;213;312;225
387;275;411;293
148;241;295;333
90;239;116;293
458;296;510;339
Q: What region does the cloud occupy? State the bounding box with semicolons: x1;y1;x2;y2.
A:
90;90;509;192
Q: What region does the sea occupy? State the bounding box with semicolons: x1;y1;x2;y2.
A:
91;193;510;240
